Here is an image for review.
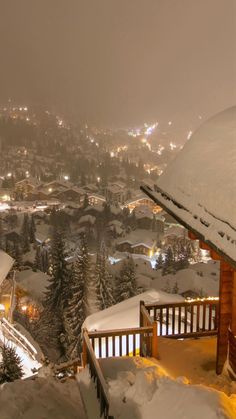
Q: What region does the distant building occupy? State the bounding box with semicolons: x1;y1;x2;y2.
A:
123;194;162;213
116;229;157;257
105;182;128;204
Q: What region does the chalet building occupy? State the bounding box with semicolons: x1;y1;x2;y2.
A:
116;230;157;257
56;187;84;203
38;180;71;197
105;182;128;204
133;205;153;229
15;178;41;199
88;193;106;206
164;225;188;247
141;106;236;376
123;194;162;213
0;250;14;320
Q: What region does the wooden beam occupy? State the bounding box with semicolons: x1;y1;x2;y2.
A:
210;249;222;261
231;271;236;335
216;261;233;374
152;321;158;359
188;231;198;240
199;240;211;252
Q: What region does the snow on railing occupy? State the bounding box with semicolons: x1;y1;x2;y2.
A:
0;317;37;360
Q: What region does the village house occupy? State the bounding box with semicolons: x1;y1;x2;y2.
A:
15;177;41;199
116;229;157;257
105;181;128;204
123;193;162;213
88;193;106;206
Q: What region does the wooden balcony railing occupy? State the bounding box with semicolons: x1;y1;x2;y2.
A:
83;329;114;419
82;297;219;418
144;299;219;339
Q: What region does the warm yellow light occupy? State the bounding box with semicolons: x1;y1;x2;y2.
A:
185;296;219;303
21;305;28;312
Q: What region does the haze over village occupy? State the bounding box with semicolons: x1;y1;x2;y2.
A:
0;1;235;419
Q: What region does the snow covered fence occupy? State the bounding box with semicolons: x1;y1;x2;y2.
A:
83;329;114;419
145;298;219;338
0;317;37;360
87;325;156;359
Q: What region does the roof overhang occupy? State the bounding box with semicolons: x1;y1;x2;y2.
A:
141;184;236;270
0;250;14;286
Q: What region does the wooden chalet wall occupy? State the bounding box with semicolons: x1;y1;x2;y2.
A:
189;232;236;375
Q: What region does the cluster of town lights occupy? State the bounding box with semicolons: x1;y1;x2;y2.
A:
185;296;219;303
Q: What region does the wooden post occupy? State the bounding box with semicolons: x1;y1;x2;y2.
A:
139;301;144;356
139;301;144;327
82;329;88;367
216;260;233;374
152;321;158;359
73;361;78;375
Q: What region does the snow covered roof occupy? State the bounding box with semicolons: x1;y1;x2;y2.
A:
84;289;183;331
15;270;50;301
142;107;236;268
0;250;14;286
117;229;157;249
79;214;96;225
164;225;186;238
134;205;153;219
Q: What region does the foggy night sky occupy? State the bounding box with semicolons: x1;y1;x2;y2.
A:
0;0;235;127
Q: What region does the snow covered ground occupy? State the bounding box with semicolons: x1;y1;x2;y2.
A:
0;376;87;419
78;357;236;419
157;336;235;395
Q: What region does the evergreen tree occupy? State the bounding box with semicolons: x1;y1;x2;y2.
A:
116;257;138;302
41;245;50;273
0;344;23;383
66;234;90;357
12;241;23;270
172;280;179;294
103;202;112;223
96;241;114;310
21;213;30;253
45;228;70;311
130;211;137;230
163;278;171;293
34;245;42;271
83;194;89;209
40;228;70;353
155;253;163;270
29;215;36;243
162;247;175;276
5;239;12;256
